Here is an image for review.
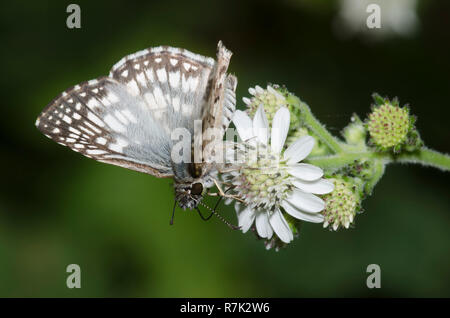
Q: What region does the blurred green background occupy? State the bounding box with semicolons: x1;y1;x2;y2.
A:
0;0;449;297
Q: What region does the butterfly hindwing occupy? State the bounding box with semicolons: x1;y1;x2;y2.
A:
36;77;174;177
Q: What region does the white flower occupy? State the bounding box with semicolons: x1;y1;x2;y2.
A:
226;106;334;244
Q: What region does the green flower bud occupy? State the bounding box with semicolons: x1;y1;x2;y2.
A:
342;114;367;148
341;159;372;181
245;85;288;121
322;177;361;231
244;84;302;141
367;93;422;153
368;103;408;148
244;84;329;155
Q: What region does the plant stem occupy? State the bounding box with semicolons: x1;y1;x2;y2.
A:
393;147;450;172
364;159;385;195
288;94;344;154
306;151;376;171
306;147;450;173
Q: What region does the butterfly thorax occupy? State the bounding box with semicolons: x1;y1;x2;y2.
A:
173;162;215;209
174;182;204;210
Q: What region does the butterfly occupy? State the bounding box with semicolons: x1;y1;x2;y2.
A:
35;41;237;215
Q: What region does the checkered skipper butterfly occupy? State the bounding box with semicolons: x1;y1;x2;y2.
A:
36;41;237;211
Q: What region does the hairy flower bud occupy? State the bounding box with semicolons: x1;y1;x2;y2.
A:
322;177;361;231
367;94;422;153
244;85;302;140
342;114;367;148
243;84;329;155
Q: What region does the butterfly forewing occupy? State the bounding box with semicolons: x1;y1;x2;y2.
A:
109;46;215;134
201;42;237;164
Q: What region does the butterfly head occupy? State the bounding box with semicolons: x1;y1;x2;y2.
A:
174;181;206;210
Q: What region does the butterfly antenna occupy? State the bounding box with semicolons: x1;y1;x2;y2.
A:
198;201;240;230
195;206;214;221
169;200;177;225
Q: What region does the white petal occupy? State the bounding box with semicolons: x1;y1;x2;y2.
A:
255;85;264;94
285;188;325;213
270;107;290;154
292;178;334;195
283;135;315;164
288;163;323;181
281;200;324;223
232;110;254;142
267;86;285;101
252;105;269;145
269;208;293;243
255;211;273;239
238;206;255;233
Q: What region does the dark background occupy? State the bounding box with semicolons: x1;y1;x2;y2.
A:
0;0;449;297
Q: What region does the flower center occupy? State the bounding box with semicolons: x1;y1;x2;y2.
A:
232;145;292;211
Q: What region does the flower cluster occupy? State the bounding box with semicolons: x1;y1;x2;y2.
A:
218;84;449;251
223;86;334;247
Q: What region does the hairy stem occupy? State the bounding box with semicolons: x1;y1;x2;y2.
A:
306;151;377;171
393;147;450;172
306;147;450;173
364;159;385;195
288;94;344;154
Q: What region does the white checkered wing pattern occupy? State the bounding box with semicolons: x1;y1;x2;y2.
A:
35;46;217;177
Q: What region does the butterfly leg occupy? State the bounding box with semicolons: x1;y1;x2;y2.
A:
218;167;241;174
209;179;245;203
213;178;227;197
208;193;245;204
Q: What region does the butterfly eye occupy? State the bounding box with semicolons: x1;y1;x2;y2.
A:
191;183;203;195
